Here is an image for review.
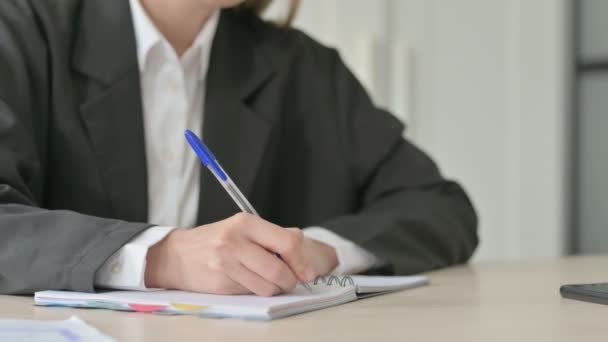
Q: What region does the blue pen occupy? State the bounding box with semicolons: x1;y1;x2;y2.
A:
184;130;312;292
185;130;258;216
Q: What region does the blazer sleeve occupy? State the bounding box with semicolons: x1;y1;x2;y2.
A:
318;49;479;275
0;3;150;295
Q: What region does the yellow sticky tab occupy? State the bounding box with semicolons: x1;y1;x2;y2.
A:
171;303;208;312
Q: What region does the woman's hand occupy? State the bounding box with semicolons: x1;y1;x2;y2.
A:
144;213;338;296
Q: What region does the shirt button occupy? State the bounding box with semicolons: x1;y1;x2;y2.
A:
163;150;175;163
111;261;121;274
169;79;180;92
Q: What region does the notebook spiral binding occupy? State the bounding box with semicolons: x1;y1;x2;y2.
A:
312;275;355;287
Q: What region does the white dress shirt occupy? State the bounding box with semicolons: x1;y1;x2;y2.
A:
94;0;380;290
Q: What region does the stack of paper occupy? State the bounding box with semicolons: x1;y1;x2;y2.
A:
35;275;428;320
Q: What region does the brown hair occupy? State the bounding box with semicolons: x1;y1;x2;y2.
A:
238;0;301;27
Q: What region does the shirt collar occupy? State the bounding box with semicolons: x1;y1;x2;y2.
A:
129;0;219;78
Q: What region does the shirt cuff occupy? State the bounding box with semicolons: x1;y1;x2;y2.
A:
303;227;382;275
94;226;176;291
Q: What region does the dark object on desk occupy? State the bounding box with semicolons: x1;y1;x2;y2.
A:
560;283;608;305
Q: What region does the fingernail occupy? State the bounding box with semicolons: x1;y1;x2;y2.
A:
305;268;315;282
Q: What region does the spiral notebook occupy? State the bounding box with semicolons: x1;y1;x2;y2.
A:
35;275;428;320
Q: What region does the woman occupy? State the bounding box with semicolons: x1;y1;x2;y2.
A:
0;0;477;296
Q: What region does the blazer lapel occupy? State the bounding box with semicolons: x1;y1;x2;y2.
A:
197;10;277;224
72;0;148;222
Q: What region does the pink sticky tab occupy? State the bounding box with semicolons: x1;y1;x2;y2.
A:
128;303;166;312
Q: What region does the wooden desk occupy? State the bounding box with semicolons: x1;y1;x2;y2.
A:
1;255;607;341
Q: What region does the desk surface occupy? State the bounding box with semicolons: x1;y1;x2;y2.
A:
1;255;607;341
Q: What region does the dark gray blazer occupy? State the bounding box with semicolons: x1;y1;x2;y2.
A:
0;0;478;294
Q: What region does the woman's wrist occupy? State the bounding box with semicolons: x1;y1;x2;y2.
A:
145;229;182;289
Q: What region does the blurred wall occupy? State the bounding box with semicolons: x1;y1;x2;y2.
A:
267;0;570;261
